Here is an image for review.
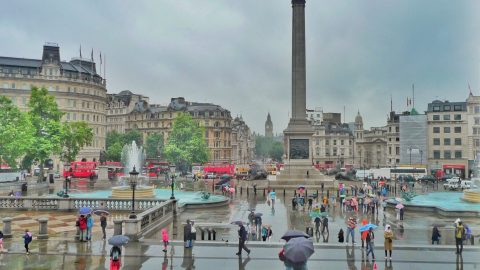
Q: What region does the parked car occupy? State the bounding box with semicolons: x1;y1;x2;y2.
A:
418;175;436;183
440;174;456;181
204;173;216;179
214;177;231;189
443;177;462;190
460;180;476;190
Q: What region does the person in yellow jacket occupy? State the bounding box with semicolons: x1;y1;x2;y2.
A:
384;225;394;260
455;220;465;254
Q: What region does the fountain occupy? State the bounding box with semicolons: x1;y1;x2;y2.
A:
111;141;155;199
463;153;480;203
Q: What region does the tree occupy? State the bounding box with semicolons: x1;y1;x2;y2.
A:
106;130;123;149
269;141;284;161
123;129;143;146
145;133;164;159
105;142;123;162
164;113;208;172
0;96;34;167
27;87;64;181
60;121;93;163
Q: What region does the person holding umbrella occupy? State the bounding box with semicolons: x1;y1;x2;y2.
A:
78;215;87;242
365;227;375;261
281;237;314;270
108;235;129;270
100;213;107;240
236;222;250;257
86;213;94;241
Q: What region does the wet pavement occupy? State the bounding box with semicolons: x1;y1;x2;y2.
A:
0;240;478;269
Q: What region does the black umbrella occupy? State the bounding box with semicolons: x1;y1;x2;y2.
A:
231;221;244;226
254;213;263;218
281;230;309;242
108;235;130;246
284;237;314;264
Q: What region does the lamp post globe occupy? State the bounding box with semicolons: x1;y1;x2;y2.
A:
129;165;139;219
169;164;176;200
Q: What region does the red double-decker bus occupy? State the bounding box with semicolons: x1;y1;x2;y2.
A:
203;163;235;177
63;161;97;178
147;162;170;177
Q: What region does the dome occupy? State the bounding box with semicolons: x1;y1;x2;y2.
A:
355;111;363;125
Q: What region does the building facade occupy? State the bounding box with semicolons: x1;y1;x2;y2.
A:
354;112;388;169
312;123;354;168
426;100;469;178
0;43;107;169
232;116;255;165
125;97;234;163
466;93;480;177
106;90;149;133
385;111;402;167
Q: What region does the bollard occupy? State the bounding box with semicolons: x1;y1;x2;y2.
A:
263;189;266;197
2;217;12;238
305;190;307;197
283;189;286;197
327;190;330;198
212;229;216;241
207;229;212;240
247;187;249;196
113;219;123;236
240;186;243;194
37;217;49;239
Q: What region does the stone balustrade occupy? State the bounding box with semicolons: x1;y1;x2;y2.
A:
121;200;176;241
0;196;164;211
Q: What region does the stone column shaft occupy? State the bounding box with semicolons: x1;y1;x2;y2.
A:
291;0;307;121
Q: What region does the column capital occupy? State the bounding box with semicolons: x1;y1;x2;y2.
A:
292;0;306;5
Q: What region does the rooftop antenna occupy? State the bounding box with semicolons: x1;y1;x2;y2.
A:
390;94;393;112
412;83;415;108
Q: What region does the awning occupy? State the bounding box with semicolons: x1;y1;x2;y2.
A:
442;164;465;169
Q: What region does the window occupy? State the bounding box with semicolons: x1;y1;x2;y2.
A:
444;105;451;111
444;150;451;159
443;114;450;120
475;117;480;125
454;105;462;111
395;127;399;132
341;140;344;145
454;127;461;133
395;137;399;142
443;127;450;133
474;127;480;135
454;114;461;121
326;140;329;145
11;83;15;89
433;138;440;145
454;151;462;159
315;139;319;145
475;106;480;113
433;127;440;133
432;115;440;120
396;147;400;155
454;138;461;145
433;106;440;112
433;150;441;159
389;147;392;155
444;138;450;145
474;139;480;147
333;140;337;146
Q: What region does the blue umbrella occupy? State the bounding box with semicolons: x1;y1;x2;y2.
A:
284;237;315;264
79;207;91;215
359;223;378;232
108;235;130;246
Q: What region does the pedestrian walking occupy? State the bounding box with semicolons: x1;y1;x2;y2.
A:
162;228;169;252
23;229;32;254
455;220;465;254
78;215;87;241
109;245;122;270
100;213;107;240
399;207;404;221
431;226;441;245
384;225;393;260
345;216;357;245
366;228;375;260
261;226;268;241
184;220;192;248
86;213;94;240
361;219;368;249
338;229;344;243
190;221;197;244
236;223;250;257
321;216;329;235
314;217;321;235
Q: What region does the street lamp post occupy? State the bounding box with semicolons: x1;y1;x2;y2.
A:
409;146;412;165
129;166;139;219
170;164;176;200
63;176;70;198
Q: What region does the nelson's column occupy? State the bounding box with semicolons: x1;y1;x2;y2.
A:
274;0;331;187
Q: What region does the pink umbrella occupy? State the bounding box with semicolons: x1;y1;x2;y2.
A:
395;203;404;209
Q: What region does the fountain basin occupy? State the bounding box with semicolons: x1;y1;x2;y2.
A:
463;189;480;203
111;186;155;199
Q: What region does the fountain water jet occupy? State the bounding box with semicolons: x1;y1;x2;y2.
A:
111;141;155;199
463;153;480;203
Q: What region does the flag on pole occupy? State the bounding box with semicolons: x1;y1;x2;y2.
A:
79;45;82;58
99;52;102;65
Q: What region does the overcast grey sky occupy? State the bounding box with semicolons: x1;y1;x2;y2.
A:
1;1;479;134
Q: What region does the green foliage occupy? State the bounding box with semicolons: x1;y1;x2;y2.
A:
164;113;208;171
106;130;123;149
60;121;93;163
255;136;284;161
0;96;34;167
27;87;64;180
145;133;164;159
105;142;123;162
123;129;143;146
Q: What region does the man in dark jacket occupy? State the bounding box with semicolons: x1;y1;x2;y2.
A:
184;220;192;248
236;223;250;256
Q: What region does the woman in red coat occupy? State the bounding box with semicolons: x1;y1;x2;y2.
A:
78;215;87;241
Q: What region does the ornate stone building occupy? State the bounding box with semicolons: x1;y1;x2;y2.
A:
354;111;388;169
265;113;273;138
312;122;354;168
125;97;233;163
106;90;149;133
0;43;107;168
466;93;480;176
232;116;255;165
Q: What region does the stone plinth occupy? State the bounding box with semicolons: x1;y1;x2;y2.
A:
113;219;123;236
111;186;155;199
463;189;480;203
37;217;49;239
97;166;109;181
2;217;12;238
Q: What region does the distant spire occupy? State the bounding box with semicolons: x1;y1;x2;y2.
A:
390;94;393;112
468;83;473;96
